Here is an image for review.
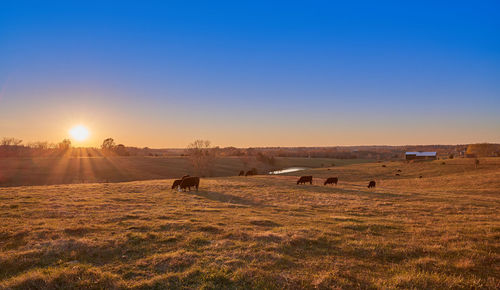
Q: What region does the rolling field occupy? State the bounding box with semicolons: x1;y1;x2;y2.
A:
0;159;499;288
0;156;370;187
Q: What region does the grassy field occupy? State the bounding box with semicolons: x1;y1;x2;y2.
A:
0;156;370;187
0;158;499;288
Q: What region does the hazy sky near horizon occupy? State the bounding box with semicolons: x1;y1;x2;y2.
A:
1;1;499;148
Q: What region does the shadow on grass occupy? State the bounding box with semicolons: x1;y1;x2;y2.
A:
189;190;262;207
290;182;407;199
333;187;407;199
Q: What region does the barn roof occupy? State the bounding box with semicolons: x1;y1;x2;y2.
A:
405;151;437;156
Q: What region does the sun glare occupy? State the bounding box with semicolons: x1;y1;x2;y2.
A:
69;125;90;142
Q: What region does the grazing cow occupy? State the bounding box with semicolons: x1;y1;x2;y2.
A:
395;174;400;176
382;165;386;167
245;169;257;176
368;180;376;188
171;179;182;189
297;176;313;185
419;175;423;178
239;170;245;176
397;169;402;172
324;177;338;186
179;177;200;191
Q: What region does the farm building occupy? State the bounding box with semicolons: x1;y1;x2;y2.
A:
405;151;437;161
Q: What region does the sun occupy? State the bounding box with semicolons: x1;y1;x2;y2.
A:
69;125;90;142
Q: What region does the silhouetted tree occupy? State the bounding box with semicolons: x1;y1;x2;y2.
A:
0;137;24;157
58;139;71;150
115;144;129;156
257;152;276;166
1;137;22;146
101;138;115;150
466;143;500;157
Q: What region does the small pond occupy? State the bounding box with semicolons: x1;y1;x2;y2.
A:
268;167;307;175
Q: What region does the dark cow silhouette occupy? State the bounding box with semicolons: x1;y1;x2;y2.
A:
179;177;200;191
245;169;257;176
172;175;191;189
171;179;182;189
368;181;376;188
239;170;245;176
297;176;313;185
382;165;386;167
419;175;423;178
395;174;400;176
397;169;402;172
324;177;338;185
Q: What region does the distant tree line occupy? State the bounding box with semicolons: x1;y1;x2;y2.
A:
0;136;136;157
3;136;495;161
466;143;500;157
0;137;75;157
100;138;130;156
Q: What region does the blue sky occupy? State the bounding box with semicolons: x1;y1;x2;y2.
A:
1;1;499;147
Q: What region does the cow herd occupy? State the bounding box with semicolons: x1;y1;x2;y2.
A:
296;175;376;188
171;171;377;192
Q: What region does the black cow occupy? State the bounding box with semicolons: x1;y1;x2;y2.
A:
172;175;191;190
171;179;182;189
368;180;376;188
297;176;313;185
239;170;245;176
245;169;257;176
395;174;400;176
324;177;338;186
397;169;402;172
179;177;200;191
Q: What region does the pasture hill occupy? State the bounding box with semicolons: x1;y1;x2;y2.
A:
0;158;499;288
0;156;369;187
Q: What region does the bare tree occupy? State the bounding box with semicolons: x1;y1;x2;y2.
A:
1;137;22;146
238;155;251;169
29;141;49;150
0;137;23;157
185;140;218;176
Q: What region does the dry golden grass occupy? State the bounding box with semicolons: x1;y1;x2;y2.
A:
0;158;499;289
